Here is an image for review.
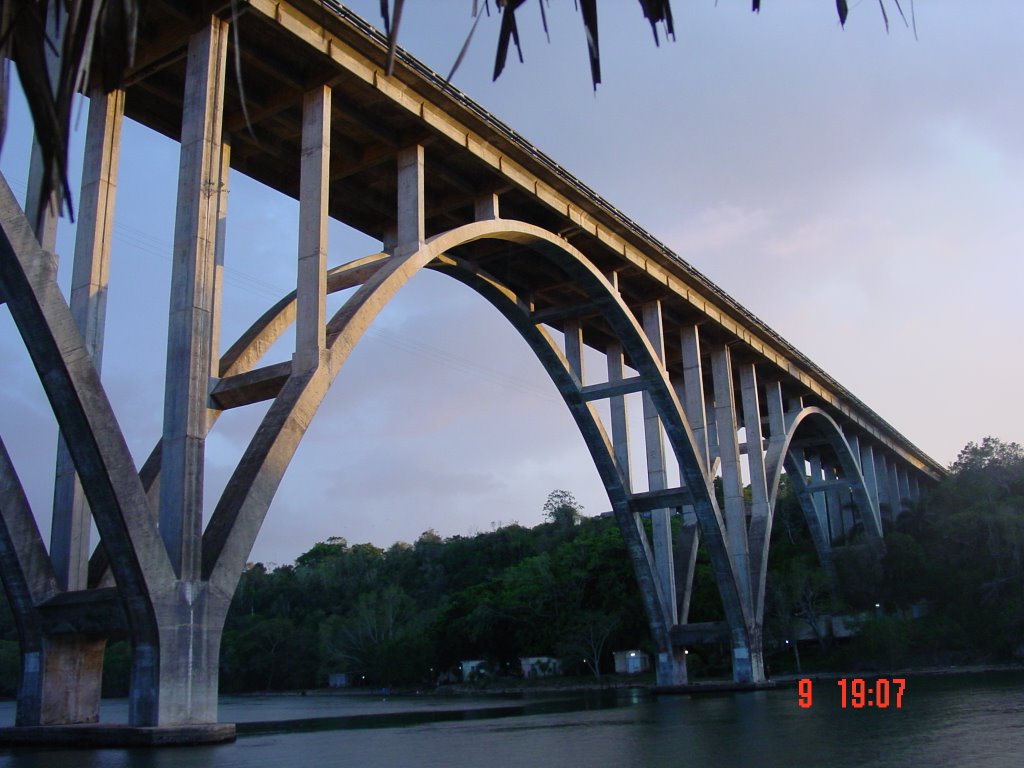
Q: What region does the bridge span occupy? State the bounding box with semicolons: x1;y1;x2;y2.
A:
0;0;942;737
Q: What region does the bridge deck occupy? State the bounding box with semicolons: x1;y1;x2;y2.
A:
122;0;941;478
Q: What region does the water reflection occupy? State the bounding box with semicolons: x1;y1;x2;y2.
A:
3;673;1023;768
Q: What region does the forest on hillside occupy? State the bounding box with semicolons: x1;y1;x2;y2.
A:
0;438;1021;695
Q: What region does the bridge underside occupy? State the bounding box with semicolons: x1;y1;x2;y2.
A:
0;0;941;734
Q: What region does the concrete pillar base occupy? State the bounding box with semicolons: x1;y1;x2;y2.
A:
37;636;106;726
731;643;765;684
655;649;689;687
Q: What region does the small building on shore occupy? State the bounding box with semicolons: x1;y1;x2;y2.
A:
327;672;350;688
520;656;562;678
460;659;491;682
613;650;651;675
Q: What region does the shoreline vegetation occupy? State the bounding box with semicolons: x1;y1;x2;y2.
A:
1;438;1021;698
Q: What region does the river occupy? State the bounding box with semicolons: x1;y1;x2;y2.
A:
2;671;1022;767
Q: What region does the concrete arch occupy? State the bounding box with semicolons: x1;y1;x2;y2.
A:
749;406;883;624
767;407;882;541
195;218;753;679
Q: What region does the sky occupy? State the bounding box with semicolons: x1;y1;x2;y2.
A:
1;1;1022;567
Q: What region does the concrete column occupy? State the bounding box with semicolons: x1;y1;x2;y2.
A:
705;399;720;471
381;225;397;252
874;450;894;524
897;466;911;509
847;433;862;472
676;506;700;622
160;17;229;580
672;323;705;656
397;144;425;250
786;396;804;430
209;141;230;380
711;345;750;606
564;319;584;382
859;442;882;533
50;88;124;591
739;364;769;522
808;453;828;535
678;323;710;472
739;364;771;623
909;473;921;502
606;341;631;487
474;192;499;220
887;457;902;520
295;85;331;371
764;380;786;448
640;301;677;627
825;471;844;545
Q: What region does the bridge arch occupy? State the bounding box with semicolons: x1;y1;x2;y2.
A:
747;405;884;638
767;407;882;540
194;218;753;686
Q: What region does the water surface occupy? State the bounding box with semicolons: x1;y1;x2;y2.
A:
2;672;1022;767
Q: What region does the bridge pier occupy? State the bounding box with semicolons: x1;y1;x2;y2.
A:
149;586;227;726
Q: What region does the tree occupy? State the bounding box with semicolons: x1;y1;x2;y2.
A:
320;585;435;686
543;489;583;528
557;610;618;679
773;555;835;649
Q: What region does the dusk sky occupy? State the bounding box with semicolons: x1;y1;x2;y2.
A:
1;2;1021;567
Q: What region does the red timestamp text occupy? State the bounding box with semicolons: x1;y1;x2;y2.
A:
797;677;906;709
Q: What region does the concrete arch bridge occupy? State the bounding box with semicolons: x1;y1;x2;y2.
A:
0;0;943;737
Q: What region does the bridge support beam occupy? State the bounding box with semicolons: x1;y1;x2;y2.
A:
640;301;686;685
295;84;331;371
606;341;632;486
672;323;705;638
873;450;893;525
24;87;127;728
710;345;763;682
740;364;771;655
886;457;902;521
160;15;229;581
51;87;124;597
154;15;230;725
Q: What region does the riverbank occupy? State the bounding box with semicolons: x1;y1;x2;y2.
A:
221;661;1024;699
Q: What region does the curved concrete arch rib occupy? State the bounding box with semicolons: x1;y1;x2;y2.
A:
427;252;675;653
0;436;58;725
196;219;748;655
749;405;883;618
86;252;391;588
767;407;882;541
1;174;173;723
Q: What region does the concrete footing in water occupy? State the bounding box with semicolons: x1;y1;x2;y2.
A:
0;723;236;747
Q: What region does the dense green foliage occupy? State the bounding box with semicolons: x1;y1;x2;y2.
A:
853;438;1024;666
215;493;660;691
1;439;1022;696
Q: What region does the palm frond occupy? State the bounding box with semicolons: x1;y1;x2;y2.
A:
0;0;141;229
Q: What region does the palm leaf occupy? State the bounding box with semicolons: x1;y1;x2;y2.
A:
0;0;141;229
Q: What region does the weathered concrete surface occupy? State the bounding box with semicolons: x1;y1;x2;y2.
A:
50;87;124;594
160;17;229;582
295;84;331;370
0;172;172;726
